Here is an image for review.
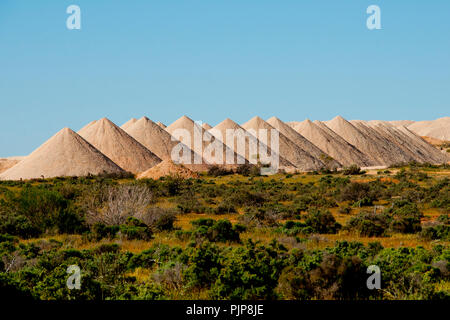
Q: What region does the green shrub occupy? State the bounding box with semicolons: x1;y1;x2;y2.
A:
55;210;87;234
352;197;373;207
338;205;352;214
152;211;177;232
389;215;421;234
304;209;341;234
389;200;423;219
0;214;41;238
190;219;245;243
0;187;72;237
89;217;154;241
234;164;254;176
437;214;449;224
279;221;312;236
214;201;237;214
210;240;287;299
276;254;373;300
342;165;364;175
238;207;279;228
346;211;390;237
91;223;119;241
207;166;233;177
339;182;378;204
420;225;449;240
183;241;223;287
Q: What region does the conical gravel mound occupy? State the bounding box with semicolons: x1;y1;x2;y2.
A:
292;119;374;167
267;117;341;169
387;120;415;127
325;116;406;166
121;118;138;131
0;157;24;174
156;121;166;129
166;115;247;167
125;116;184;161
0;128;124;180
349;120;417;165
211;118;294;167
124;116;206;168
78;118;161;173
364;121;431;163
137;159;199;180
202;123;213;130
241;116;323;171
407;117;450;141
400;126;448;163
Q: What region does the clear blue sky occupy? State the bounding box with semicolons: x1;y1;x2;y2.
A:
1;1;449;156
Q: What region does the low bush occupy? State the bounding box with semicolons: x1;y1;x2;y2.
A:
88;217;153;241
210;240;287;299
0;214;41;239
234;164;260;176
338;205;352;214
342;165;365;175
118;217;153;241
207;166;233;177
238;207;280;228
346;211;390;237
278;221;312;236
189;219;246;243
304;209;341;234
389;215;421;234
276;254;372;300
420;225;449;240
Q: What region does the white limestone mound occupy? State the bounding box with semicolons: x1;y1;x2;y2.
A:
166;115;247;168
202;123;213;130
241;116;324;171
78;118;161;174
0;128;124;180
407;117;450;141
125;116;185;161
267;117;341;169
293;119;375;167
0;156;25;174
211;118;294;168
397;126;450;163
325;116;409;166
121;118;138;131
124;116;208;171
350;120;418;165
365;121;447;164
137;159;199;180
387;120;415;127
156;121;167;129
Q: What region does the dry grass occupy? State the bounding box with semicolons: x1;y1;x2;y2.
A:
19;204;448;253
435;280;450;293
422;208;447;221
316;232;441;250
175;213;239;230
126;267;153;283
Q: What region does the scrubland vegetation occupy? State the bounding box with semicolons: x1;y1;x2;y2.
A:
0;163;449;300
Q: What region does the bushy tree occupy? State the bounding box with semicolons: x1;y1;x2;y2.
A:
189;219;245;243
210;240;287;299
304;209;341;234
346;211;390;237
